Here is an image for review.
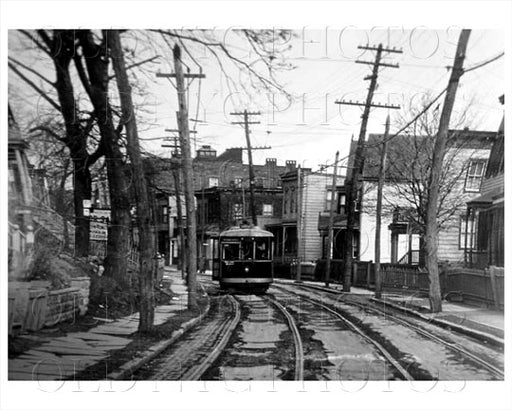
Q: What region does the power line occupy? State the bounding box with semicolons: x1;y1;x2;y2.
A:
464;51;504;74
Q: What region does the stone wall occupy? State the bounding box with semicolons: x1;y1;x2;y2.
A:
8;276;91;335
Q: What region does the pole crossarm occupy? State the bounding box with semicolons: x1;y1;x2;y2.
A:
356;60;400;68
230;111;261;116
335;100;400;110
156;72;206;79
230;145;271;150
165;128;197;133
358;45;403;54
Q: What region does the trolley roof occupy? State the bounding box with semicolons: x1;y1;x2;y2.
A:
219;225;274;238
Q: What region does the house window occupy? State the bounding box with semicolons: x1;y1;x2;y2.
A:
208;177;219;188
337;194;346;214
325;189;335;211
161;205;168;224
465;160;485;192
263;204;273;216
459;215;476;249
234;178;243;187
233;203;243;220
283;187;289;215
290;186;296;213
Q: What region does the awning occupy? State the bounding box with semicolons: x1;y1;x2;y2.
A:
467;188;501;207
317;214;348;231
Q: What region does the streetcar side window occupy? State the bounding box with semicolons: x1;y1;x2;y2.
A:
222;243;240;261
255;238;271;260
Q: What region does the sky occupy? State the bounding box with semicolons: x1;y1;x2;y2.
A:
137;28;505;173
7;28;505;177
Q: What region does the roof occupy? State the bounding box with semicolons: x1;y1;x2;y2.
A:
347;129;497;182
467;188;502;207
220;225;274;238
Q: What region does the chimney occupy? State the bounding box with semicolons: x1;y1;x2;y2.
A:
196;145;217;159
266;158;277;188
285;160;296;172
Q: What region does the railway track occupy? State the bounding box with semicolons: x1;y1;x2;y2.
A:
133;294;241;380
274;282;504;380
269;287;413;381
264;296;304;381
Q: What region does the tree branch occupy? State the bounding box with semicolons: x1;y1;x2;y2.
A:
19;30;51;55
9;62;61;111
108;55;161;80
8;56;55;88
29;125;67;143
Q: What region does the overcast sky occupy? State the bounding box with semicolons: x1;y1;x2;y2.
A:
6;27;505;177
138;28;504;173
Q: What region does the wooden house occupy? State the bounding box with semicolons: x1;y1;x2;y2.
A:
349;128;496;266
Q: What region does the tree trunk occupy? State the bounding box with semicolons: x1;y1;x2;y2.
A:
56;158;71;252
78;30;131;287
108;30;155;332
374;116;390;299
51;30;93;257
425;29;471;313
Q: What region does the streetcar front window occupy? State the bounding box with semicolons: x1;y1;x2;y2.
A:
255;238;271;260
241;239;254;260
222;243;240;261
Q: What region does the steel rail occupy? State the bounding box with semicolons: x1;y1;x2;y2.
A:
265;296;304;381
272;286;413;381
279;282;504;380
183;294;241;380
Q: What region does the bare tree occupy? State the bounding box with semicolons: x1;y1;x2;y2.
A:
108;30;156;332
379;97;478;244
9;30;103;257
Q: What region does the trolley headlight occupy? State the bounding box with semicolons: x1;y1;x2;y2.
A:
244;266;250;273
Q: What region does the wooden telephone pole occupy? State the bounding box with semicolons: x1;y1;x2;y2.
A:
325;151;340;288
156;45;205;310
162;133;186;277
425;29;471;313
231;110;261;226
336;43;401;292
374;115;390;299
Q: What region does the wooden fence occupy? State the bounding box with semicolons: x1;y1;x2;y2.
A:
311;259;503;310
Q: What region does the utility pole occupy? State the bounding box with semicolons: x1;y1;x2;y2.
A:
374;115;390;299
231;110;261;226
162;133;186;277
336;43;401;292
325;151;339;288
425;29;471;313
156;45;205;310
296;165;303;282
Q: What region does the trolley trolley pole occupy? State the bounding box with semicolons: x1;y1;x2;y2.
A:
231;110;261;226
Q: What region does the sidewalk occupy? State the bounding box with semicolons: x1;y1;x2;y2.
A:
373;291;504;345
8;267;191;381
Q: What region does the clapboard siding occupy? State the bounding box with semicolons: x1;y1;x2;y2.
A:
481;173;504;196
300;173;343;261
359;145;492;265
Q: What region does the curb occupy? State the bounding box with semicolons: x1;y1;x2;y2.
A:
371;297;504;348
108;294;211;380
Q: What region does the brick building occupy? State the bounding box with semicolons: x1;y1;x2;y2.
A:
148;145;297;266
